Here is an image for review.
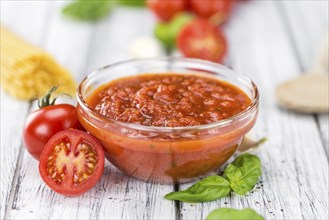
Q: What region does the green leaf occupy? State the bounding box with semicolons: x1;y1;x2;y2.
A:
118;0;145;7
164;175;231;203
155;13;193;51
206;208;264;220
224;153;262;195
62;0;113;21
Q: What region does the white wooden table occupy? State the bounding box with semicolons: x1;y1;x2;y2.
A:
1;1;328;219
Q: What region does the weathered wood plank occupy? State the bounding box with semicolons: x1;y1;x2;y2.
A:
85;7;159;73
179;1;328;219
3;1;93;219
6;4;176;220
280;0;329;157
0;1;49;45
0;1;49;219
317;115;329;156
0;96;29;220
279;0;328;70
41;2;95;81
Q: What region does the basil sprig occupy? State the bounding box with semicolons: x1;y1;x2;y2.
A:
206;208;264;220
164;153;262;202
165;175;231;203
224;153;262;195
62;0;113;21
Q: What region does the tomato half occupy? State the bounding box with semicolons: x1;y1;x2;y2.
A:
190;0;233;21
147;0;187;21
39;129;104;196
23;104;84;160
177;19;227;63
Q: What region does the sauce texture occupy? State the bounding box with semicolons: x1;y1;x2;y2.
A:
87;73;251;127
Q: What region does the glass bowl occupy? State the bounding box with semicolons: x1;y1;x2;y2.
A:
77;57;259;184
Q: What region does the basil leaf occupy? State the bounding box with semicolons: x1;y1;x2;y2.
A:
155;13;193;50
119;0;145;7
164;175;231;203
62;0;113;21
206;208;264;220
224;153;261;195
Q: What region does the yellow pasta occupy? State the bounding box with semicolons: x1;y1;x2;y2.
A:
0;26;77;100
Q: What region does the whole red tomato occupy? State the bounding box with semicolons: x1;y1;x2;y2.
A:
190;0;233;21
23;87;84;160
39;129;104;196
147;0;188;21
177;19;227;63
23;104;83;160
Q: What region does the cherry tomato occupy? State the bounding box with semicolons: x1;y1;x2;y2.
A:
23;104;84;160
177;19;227;63
147;0;187;21
23;87;84;160
39;129;104;196
190;0;233;21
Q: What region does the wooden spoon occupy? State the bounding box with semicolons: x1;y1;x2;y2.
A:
276;35;329;113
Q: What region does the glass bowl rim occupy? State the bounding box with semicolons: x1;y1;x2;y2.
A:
77;57;259;132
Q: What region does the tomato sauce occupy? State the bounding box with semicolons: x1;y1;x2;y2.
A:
87;74;251;127
79;73;257;183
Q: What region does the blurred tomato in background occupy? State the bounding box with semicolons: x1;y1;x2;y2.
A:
189;0;233;20
146;0;188;21
177;19;227;63
147;0;236;63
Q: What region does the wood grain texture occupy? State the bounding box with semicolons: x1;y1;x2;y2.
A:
1;0;328;219
179;1;328;219
280;0;329;158
41;1;95;81
317;115;329;157
0;96;29;220
0;1;49;219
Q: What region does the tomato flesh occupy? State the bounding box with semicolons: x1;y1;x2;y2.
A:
177;19;227;63
39;129;104;196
